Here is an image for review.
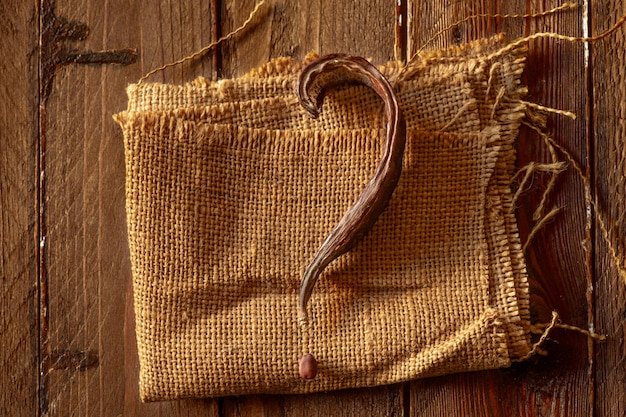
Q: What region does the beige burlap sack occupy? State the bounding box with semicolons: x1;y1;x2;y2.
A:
114;34;535;401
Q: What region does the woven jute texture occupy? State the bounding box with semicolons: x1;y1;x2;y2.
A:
114;34;533;401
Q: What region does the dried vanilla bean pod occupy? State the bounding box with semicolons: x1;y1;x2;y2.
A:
297;54;407;321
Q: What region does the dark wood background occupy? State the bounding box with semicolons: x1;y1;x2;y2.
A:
2;0;625;415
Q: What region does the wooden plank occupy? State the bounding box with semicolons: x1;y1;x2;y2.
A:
219;1;404;415
223;385;405;417
592;1;626;416
39;0;218;415
406;0;499;56
407;0;592;415
0;1;39;416
41;0;134;414
220;0;396;77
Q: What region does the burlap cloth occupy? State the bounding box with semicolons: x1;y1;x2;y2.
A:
114;34;534;401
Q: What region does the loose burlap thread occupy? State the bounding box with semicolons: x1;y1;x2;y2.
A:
115;34;536;400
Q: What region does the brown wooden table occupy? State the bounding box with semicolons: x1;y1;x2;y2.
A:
2;0;625;415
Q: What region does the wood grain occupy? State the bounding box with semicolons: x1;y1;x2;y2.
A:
41;0;134;414
0;1;38;416
512;2;594;416
592;1;626;416
220;0;395;77
223;386;405;417
407;0;499;55
39;0;217;415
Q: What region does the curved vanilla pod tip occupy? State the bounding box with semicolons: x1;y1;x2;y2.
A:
296;54;407;322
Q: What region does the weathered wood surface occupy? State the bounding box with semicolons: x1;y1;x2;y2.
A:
593;1;626;417
0;2;38;416
1;0;624;415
